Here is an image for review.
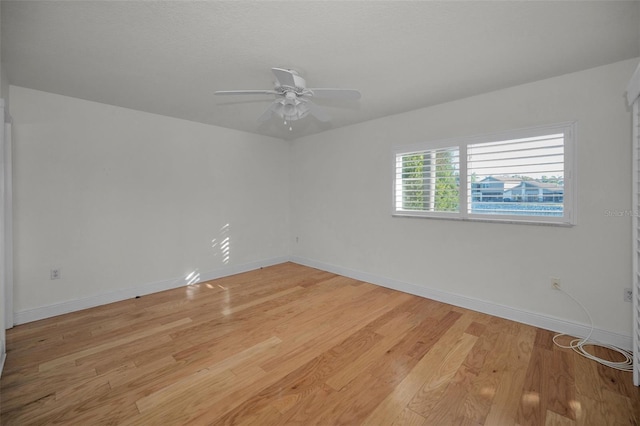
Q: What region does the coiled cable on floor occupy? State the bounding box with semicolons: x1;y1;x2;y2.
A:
552;285;633;372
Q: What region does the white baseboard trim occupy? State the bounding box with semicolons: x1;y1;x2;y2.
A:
12;254;632;351
290;256;633;351
13;256;290;326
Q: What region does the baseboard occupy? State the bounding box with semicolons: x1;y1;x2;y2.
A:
13;256;290;325
290;256;633;351
13;254;632;351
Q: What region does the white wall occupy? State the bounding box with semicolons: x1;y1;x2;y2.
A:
0;0;7;371
1;67;8;111
10;86;290;319
7;59;639;348
291;58;639;342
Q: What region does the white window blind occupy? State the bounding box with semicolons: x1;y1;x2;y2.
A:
627;61;640;387
393;122;576;225
468;134;565;218
394;147;460;214
632;100;640;386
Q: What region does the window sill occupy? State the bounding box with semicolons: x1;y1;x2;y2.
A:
392;212;575;227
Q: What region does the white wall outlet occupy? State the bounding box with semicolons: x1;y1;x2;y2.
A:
50;268;61;280
623;288;632;302
551;277;561;289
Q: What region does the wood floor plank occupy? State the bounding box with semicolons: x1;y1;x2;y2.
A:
135;336;281;413
391;408;427;426
38;317;192;372
516;345;551;426
105;355;176;389
126;368;264;425
211;328;385;424
1;262;636;425
547;344;577;420
327;313;468;426
324;313;414;391
413;349;478;424
534;328;556;351
184;291;414;425
233;302;449;425
0;361;97;407
406;334;478;418
483;325;536;425
544;410;576;426
260;289;412;373
600;388;637;426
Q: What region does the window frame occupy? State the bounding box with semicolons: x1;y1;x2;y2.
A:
392;122;577;226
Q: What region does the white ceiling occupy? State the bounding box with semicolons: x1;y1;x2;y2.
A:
3;1;639;140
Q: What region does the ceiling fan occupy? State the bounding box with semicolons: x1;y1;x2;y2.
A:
215;68;361;126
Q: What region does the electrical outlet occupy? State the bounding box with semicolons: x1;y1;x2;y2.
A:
50;268;61;280
624;288;633;302
551;277;561;289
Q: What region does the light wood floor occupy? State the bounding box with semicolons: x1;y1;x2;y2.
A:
1;263;638;425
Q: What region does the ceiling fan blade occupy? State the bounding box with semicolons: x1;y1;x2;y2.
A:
272;68;297;88
302;100;331;122
307;88;361;100
257;101;280;123
215;90;278;96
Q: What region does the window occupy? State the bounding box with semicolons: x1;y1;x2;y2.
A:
396;147;460;213
393;122;576;225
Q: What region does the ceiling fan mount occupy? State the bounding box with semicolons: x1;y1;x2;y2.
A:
215;68;361;125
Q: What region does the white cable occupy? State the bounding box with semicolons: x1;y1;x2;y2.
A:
552;285;633;372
